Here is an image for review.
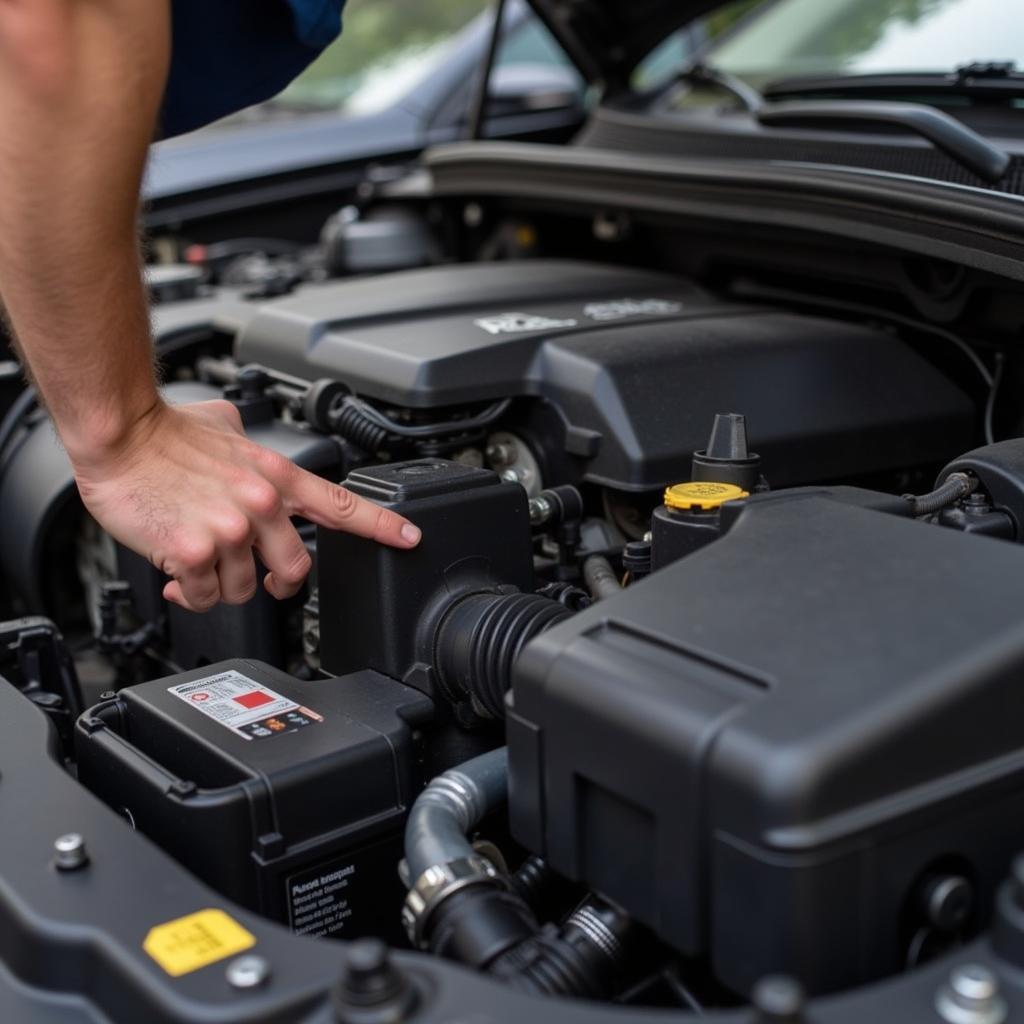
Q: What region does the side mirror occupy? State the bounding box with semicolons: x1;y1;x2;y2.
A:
486;63;585;117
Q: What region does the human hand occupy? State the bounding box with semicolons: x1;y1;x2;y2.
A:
71;399;421;612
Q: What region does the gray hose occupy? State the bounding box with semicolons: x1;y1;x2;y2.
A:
403;748;638;998
405;747;509;883
582;555;621;601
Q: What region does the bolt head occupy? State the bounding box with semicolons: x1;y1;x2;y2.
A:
348;939;387;973
342;939;395;1003
226;954;271;990
951;964;998;1002
53;833;88;871
30;691;63;710
936;964;1008;1024
926;875;973;932
486;443;517;467
752;975;804;1022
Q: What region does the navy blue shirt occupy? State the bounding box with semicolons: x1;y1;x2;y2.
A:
160;0;346;138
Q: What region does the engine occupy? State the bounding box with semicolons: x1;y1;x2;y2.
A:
3;256;1022;1008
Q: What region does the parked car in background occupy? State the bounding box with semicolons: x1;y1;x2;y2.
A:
144;0;588;241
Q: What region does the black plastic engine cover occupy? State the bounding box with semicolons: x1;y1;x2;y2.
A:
236;260;973;490
508;490;1024;995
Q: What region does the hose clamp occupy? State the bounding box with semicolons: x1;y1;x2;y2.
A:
402;856;505;948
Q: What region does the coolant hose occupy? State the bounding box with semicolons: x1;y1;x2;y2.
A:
582;555;621;601
403;749;637;997
403;747;537;967
405;747;509;884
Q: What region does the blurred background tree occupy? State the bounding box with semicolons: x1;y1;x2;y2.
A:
705;0;765;37
278;0;771;110
284;0;486;104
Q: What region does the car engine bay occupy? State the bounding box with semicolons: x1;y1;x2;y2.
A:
3;166;1024;1021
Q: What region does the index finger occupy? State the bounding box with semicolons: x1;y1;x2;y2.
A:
272;461;421;548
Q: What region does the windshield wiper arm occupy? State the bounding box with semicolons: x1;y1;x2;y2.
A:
765;63;1024;102
756;99;1011;183
677;62;763;113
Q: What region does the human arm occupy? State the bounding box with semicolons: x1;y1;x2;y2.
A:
0;0;419;611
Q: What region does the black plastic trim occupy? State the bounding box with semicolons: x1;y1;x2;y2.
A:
420;142;1024;280
756;100;1011;183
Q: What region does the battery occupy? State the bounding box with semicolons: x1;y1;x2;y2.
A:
75;659;432;943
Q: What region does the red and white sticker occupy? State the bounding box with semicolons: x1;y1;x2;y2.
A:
168;670;322;742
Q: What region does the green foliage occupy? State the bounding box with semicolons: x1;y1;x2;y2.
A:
704;0;766;39
798;0;949;60
294;0;485;90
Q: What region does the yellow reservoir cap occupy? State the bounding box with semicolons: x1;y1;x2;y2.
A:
664;481;749;511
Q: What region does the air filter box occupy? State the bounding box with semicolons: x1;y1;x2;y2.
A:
317;459;535;696
509;489;1024;994
75;659;432;942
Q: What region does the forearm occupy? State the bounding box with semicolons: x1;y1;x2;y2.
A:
0;0;170;459
0;0;421;613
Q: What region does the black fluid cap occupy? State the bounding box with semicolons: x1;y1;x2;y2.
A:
692;413;762;492
333;939;418;1024
225;365;275;427
622;540;652;578
708;412;750;461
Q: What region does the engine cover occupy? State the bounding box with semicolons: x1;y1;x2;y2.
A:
508;489;1024;994
236;260;972;490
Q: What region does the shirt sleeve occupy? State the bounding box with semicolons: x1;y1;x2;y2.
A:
159;0;345;139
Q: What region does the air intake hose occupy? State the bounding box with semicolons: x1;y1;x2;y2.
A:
434;592;570;719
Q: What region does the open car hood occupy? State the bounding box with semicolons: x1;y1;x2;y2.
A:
526;0;729;88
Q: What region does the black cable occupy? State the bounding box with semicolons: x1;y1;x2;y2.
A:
903;471;978;516
662;967;705;1015
345;394;512;439
730;281;994;392
329;400;392;454
984;351;1006;445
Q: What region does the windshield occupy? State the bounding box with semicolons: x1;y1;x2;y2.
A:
709;0;1024;88
273;0;485;115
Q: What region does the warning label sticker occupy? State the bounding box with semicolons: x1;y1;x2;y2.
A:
285;838;409;944
143;908;255;977
288;862;357;938
168;669;322;741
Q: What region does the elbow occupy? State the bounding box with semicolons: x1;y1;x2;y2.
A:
0;0;77;98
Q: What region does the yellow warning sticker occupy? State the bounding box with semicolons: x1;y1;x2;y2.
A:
143;908;256;977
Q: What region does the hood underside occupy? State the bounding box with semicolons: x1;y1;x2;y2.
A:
526;0;729;87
